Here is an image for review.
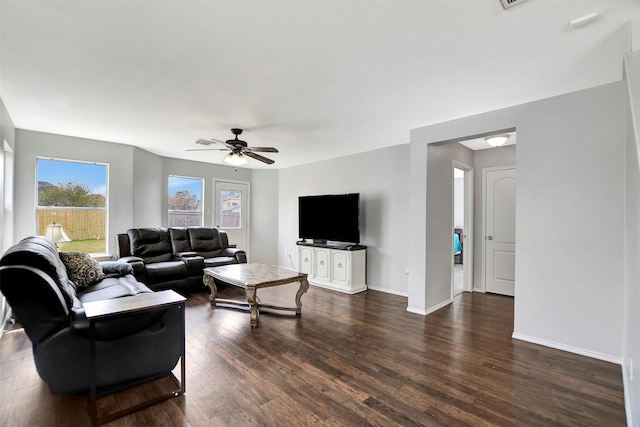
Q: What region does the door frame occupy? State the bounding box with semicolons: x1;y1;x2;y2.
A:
481;165;516;293
213;179;251;260
451;161;474;298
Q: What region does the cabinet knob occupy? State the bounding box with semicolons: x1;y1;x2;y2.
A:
338;263;343;268
304;258;309;263
320;260;325;266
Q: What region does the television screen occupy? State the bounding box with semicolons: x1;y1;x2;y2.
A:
298;193;360;244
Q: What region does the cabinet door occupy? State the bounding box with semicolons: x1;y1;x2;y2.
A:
299;247;313;275
331;250;349;284
315;249;330;280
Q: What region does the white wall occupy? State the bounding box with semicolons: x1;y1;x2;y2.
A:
0;97;16;333
251;170;279;265
132;147;163;228
422;142;474;311
0;97;15;255
278;144;410;295
623;49;640;427
411;82;626;361
515;83;624;361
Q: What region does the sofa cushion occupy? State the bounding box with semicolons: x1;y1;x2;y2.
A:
59;251;105;289
188;227;224;258
204;257;238;268
144;261;188;285
128;228;172;263
169;227;191;254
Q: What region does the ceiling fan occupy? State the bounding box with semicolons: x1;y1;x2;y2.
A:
187;128;278;165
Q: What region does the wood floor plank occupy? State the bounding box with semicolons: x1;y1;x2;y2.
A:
0;288;627;426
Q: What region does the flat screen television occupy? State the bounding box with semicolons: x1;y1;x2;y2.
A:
298;193;360;244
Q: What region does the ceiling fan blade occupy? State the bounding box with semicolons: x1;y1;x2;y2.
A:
247;146;279;153
186;148;229;152
244;151;275;164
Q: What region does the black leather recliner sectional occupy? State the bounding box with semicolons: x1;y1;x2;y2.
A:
116;226;247;292
0;236;182;396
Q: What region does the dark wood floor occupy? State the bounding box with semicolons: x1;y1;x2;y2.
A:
0;284;627;426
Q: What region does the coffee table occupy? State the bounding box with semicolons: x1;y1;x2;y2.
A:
203;263;309;328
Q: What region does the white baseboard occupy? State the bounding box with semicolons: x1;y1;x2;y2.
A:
622;361;634;427
406;306;428;315
407;298;453;316
511;332;623;364
308;281;367;295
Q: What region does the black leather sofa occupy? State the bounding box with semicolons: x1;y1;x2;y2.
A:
116;227;247;292
0;236;182;396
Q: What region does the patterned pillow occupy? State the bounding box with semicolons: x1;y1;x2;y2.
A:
59;251;106;289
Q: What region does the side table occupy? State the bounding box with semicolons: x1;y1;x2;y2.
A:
83;290;186;426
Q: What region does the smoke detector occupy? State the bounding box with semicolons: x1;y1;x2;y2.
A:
499;0;528;9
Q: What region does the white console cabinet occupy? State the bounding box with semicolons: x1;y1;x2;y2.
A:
298;245;366;294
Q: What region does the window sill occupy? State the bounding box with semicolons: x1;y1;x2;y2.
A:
91;253;113;262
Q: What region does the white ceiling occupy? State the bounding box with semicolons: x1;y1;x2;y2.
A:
1;1;638;169
459;132;516;151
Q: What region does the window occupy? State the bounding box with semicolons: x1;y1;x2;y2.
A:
36;158;108;254
168;175;203;227
219;189;241;228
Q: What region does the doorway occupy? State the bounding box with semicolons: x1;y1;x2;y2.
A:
452;161;473;297
214;180;250;256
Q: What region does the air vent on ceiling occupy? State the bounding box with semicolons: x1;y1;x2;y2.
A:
499;0;528;9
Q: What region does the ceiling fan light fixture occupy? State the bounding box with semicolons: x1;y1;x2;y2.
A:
224;152;248;166
485;134;510;147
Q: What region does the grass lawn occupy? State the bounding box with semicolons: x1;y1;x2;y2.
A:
57;239;106;254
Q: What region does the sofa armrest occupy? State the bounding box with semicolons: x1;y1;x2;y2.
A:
116;256;146;283
182;256;205;276
70;307;89;334
99;261;134;276
175;251;198;258
221;248;247;264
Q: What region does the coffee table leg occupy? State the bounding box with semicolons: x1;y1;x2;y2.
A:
203;274;217;307
246;286;259;328
295;278;309;315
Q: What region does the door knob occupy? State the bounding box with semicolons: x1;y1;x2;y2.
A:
487;236;493;240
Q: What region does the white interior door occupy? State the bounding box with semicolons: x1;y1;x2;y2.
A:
484;167;516;296
214;181;249;254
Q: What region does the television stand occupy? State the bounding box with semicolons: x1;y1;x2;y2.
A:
296;240;367;251
297;243;367;294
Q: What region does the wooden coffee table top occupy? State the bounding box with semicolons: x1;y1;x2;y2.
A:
204;263;307;288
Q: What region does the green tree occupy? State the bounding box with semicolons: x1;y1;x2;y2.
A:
169;190;197;210
38;181;105;207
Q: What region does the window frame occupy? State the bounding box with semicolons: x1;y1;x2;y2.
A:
168;174;204;227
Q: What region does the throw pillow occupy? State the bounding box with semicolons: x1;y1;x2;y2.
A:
59;251;106;289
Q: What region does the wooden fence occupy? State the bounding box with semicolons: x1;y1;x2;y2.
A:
38;209;106;241
168;211;203;227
